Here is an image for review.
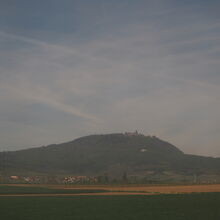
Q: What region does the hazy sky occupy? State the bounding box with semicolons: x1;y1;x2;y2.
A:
0;0;220;156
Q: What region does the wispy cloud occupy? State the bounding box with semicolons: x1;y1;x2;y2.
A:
0;82;101;123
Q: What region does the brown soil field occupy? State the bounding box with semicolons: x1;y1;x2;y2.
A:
58;184;220;194
2;184;220;196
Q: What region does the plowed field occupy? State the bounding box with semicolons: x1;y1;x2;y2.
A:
2;184;220;196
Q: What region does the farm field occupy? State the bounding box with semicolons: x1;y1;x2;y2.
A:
1;184;220;196
58;183;220;194
0;193;220;220
0;185;108;195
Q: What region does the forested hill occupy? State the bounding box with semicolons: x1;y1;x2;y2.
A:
0;133;220;176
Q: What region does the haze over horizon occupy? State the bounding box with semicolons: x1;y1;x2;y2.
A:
0;0;220;157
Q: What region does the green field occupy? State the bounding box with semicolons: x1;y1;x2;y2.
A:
0;185;108;194
0;193;220;220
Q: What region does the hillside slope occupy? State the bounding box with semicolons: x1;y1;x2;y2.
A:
0;133;220;177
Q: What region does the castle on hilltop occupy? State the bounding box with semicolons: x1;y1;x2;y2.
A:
124;130;144;136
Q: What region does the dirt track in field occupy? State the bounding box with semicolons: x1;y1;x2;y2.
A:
1;184;220;197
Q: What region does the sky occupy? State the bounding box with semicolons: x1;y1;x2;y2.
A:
0;0;220;156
